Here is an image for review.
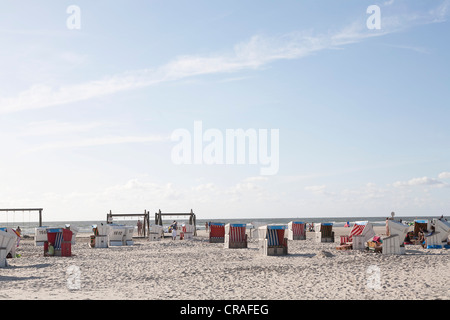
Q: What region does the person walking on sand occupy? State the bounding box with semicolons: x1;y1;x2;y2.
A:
205;222;209;232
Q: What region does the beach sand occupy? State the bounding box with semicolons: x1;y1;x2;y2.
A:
0;226;448;300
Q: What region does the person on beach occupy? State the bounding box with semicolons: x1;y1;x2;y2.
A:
205;222;209;232
137;219;142;236
45;242;55;256
172;221;178;240
16;226;21;236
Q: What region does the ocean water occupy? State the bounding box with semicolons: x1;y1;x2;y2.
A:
1;215;446;236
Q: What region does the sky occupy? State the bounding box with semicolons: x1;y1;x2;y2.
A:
0;0;449;221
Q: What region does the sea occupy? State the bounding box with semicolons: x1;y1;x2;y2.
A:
2;215;446;236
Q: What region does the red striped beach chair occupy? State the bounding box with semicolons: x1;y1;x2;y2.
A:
209;223;225;243
287;221;306;240
349;221;375;250
224;223;247;248
259;224;288;256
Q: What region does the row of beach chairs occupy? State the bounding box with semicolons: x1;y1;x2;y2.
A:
209;221;313;256
337;219;450;255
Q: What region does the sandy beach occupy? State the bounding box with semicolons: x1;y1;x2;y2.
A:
0;226;448;300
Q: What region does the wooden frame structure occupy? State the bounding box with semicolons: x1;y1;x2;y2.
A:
155;209;197;236
0;208;43;227
106;210;150;237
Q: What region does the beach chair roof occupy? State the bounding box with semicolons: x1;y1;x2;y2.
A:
210;222;225;226
225;223;246;228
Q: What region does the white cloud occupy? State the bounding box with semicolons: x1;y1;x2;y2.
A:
392;176;447;188
26;134;169;152
438;172;450;179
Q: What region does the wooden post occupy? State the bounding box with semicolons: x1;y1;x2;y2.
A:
39;209;42;227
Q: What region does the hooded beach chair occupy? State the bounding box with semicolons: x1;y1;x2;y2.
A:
340;221;376;250
287;221;306;240
382;220;409;255
90;224;109;248
148;224;164;241
413;220;430;237
259;224;288;256
181;223;195;240
0;229;17;267
424;231;442;249
35;227;49;246
315;223;334;243
224;223;247;249
0;227;20;258
108;224;126;246
124;226;134;245
432;219;450;243
44;228;73;257
209;222;225;243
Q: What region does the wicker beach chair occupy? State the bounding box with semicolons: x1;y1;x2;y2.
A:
433;219;450;243
287;221;306;240
0;227;20;258
181;223;195;240
224;223;247;248
209;223;225;243
315;223;334;243
350;221;376;250
259;224;288;256
44;228;73;257
0;229;16;267
382;220;409;255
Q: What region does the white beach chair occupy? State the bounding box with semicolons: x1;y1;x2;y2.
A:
148;224;163;241
350;221;376;250
382;220;409;255
181;224;195;240
259;224;288;256
432;219;450;243
424;232;442;249
315;223;334;243
35;227;48;246
224;223;247;249
0;228;20;258
90;224;109;248
124;226;134;245
287;221;306;240
0;229;17;267
108;225;126;246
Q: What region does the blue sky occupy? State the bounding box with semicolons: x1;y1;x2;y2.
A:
0;0;449;221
